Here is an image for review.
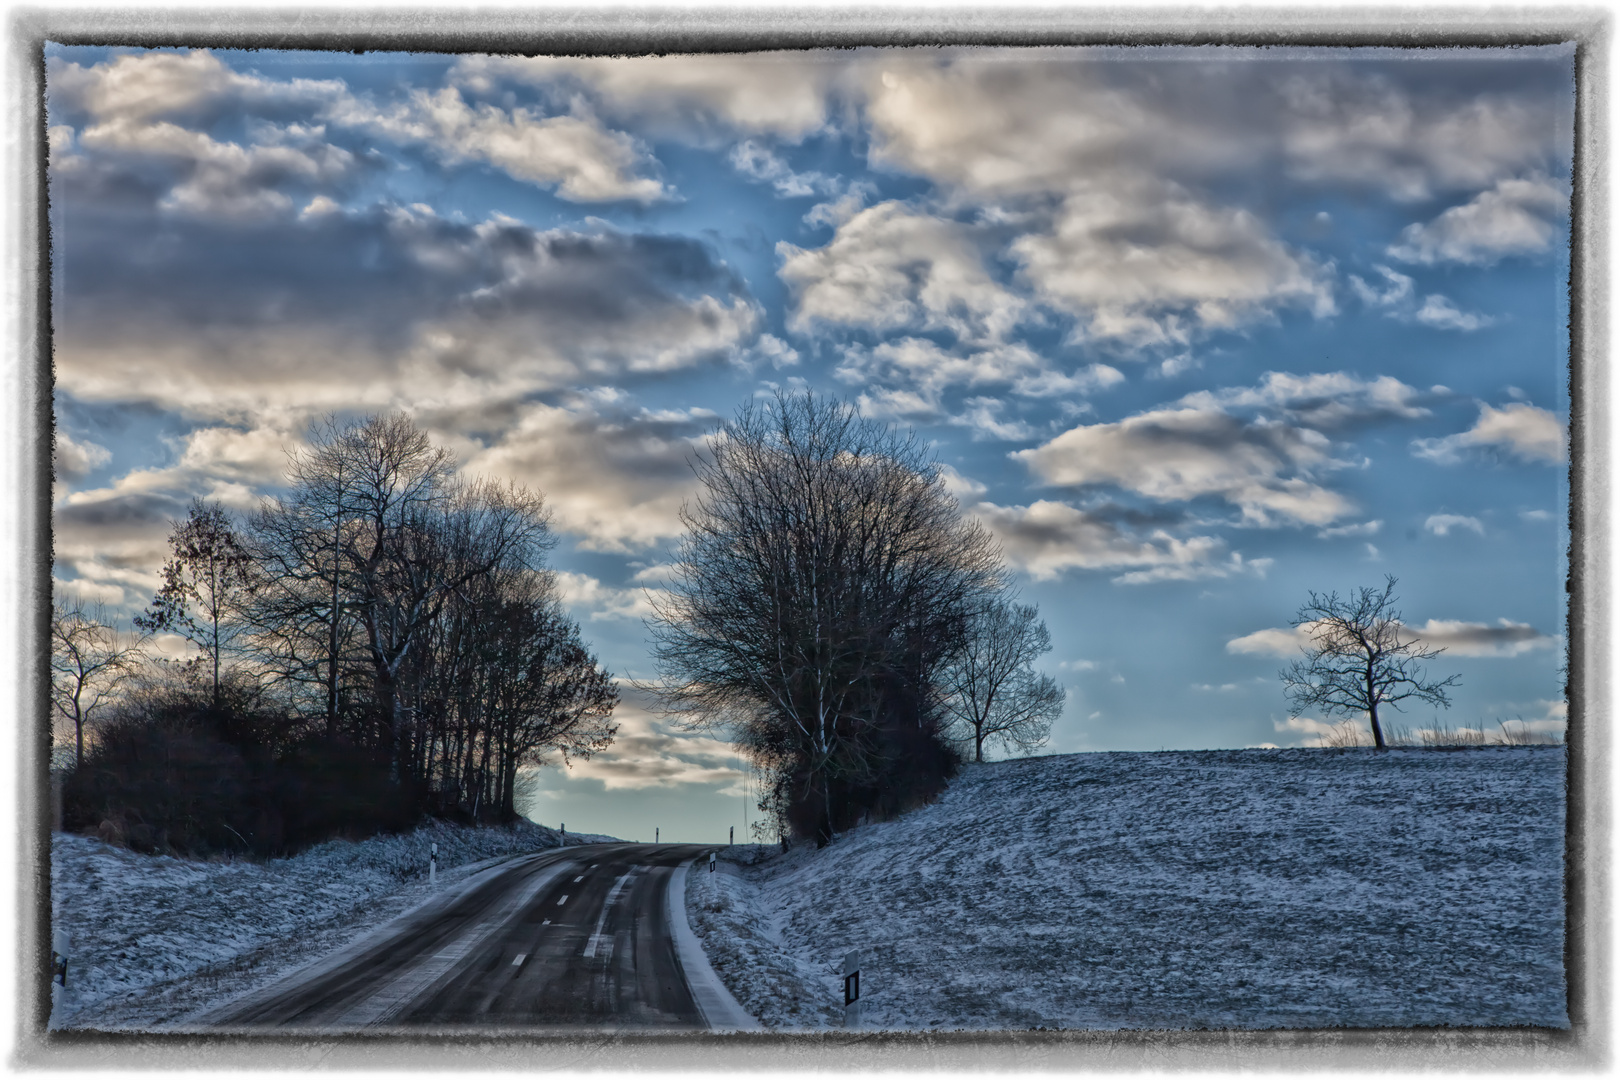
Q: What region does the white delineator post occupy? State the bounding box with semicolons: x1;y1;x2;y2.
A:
52;930;69;988
429;842;437;886
708;851;717;874
843;950;861;1028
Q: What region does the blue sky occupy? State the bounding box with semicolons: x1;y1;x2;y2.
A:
45;44;1572;842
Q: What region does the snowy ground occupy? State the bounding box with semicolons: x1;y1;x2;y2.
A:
49;819;615;1030
686;747;1567;1031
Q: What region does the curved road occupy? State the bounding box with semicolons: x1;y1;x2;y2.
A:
206;843;724;1032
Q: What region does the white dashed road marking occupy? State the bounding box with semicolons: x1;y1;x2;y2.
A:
574;876;584;883
557;895;568;905
512;954;526;967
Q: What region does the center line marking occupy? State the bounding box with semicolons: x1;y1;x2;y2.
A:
557;895;568;905
542;919;550;925
512;954;526;966
574;876;584;883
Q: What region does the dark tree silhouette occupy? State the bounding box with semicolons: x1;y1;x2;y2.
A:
648;391;1004;843
51;596;148;770
135;499;256;708
940;601;1064;763
1281;575;1459;750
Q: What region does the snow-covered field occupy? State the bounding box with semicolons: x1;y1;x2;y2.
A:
687;747;1567;1031
50;819;614;1030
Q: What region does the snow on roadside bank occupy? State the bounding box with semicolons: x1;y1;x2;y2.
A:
50;819;615;1030
684;846;842;1029
691;748;1566;1031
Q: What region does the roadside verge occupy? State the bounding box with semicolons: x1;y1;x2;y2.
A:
666;859;762;1032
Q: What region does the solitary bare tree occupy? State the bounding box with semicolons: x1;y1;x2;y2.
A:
939;601;1064;763
1281;575;1459;750
51;597;148;769
648;391;1004;842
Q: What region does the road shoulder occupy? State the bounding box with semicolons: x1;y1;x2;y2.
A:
666;859;762;1032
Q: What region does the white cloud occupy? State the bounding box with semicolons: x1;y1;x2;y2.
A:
1350;264;1415;309
1229;616;1556;660
329;87;665;203
1011;364;1126;399
49;49;345;126
1412;294;1493;331
967;498;1268;584
1178;371;1429;430
836;337;1048;417
729;140;838;198
1412;402;1566;465
1388;175;1567;265
1318;519;1382;539
952;398;1038;442
1409;619;1558;657
1015;405;1353;527
451;53;839;142
752;333;800;369
1350;265;1491;332
54;431;112;480
778;201;1026;343
1425;513;1484;537
1281;76;1567;202
554;571;661;622
462;399;711;553
1227;625;1316;657
1010;181;1335;350
55;212;760;422
1274;715;1336;737
558;688;747;793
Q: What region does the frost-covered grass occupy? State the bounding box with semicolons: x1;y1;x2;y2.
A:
692;747;1566;1031
50;818;614;1030
685;846;843;1029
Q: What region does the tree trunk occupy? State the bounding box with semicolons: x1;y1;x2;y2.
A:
1365;662;1386;750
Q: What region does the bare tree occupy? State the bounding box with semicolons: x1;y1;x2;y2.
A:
648;391;1003;842
940;601;1064;763
51;596;148;769
248;414;556;781
135;499;256;708
1281;575;1459;750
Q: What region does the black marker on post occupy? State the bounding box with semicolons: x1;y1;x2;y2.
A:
843;950;861;1027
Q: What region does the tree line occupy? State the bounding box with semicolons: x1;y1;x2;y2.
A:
52;414;617;856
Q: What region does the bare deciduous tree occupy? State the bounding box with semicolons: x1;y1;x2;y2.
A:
249;414;554;778
135;499;256;708
648;391;1004;842
1281;575;1459;750
51;596;147;769
940;601;1064;763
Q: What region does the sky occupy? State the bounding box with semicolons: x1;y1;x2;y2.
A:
43;43;1573;843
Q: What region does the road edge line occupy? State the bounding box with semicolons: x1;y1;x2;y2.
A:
667;859;762;1033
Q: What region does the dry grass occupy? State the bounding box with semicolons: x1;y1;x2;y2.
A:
1315;718;1563;749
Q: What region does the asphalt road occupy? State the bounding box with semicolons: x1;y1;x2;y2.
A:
208;843;719;1032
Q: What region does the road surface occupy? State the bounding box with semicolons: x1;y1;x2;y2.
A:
206;843;730;1032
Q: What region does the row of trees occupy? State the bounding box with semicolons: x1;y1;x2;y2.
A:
648;393;1063;845
52;415;617;855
